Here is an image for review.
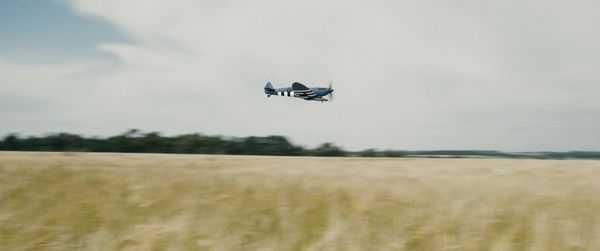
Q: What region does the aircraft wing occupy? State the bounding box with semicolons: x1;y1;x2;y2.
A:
294;89;318;100
291;82;317;100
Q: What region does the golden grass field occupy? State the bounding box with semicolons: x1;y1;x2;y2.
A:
1;152;600;250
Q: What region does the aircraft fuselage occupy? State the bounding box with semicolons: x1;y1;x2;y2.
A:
264;82;333;102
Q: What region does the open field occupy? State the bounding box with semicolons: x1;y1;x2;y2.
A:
1;152;600;250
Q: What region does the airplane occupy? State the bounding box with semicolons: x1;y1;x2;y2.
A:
264;82;334;102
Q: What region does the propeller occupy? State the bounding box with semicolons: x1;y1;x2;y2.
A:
328;80;334;102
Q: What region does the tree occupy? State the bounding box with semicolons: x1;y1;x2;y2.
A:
359;149;378;157
311;143;346;157
2;134;21;150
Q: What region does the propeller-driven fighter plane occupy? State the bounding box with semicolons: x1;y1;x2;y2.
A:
264;82;334;102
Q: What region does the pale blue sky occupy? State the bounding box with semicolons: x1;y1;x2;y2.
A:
0;0;124;61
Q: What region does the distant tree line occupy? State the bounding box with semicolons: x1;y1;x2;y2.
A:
0;129;354;157
5;130;597;159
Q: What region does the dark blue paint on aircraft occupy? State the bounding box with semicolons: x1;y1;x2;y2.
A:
264;82;334;102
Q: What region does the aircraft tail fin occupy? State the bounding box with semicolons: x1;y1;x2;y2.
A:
264;82;275;91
